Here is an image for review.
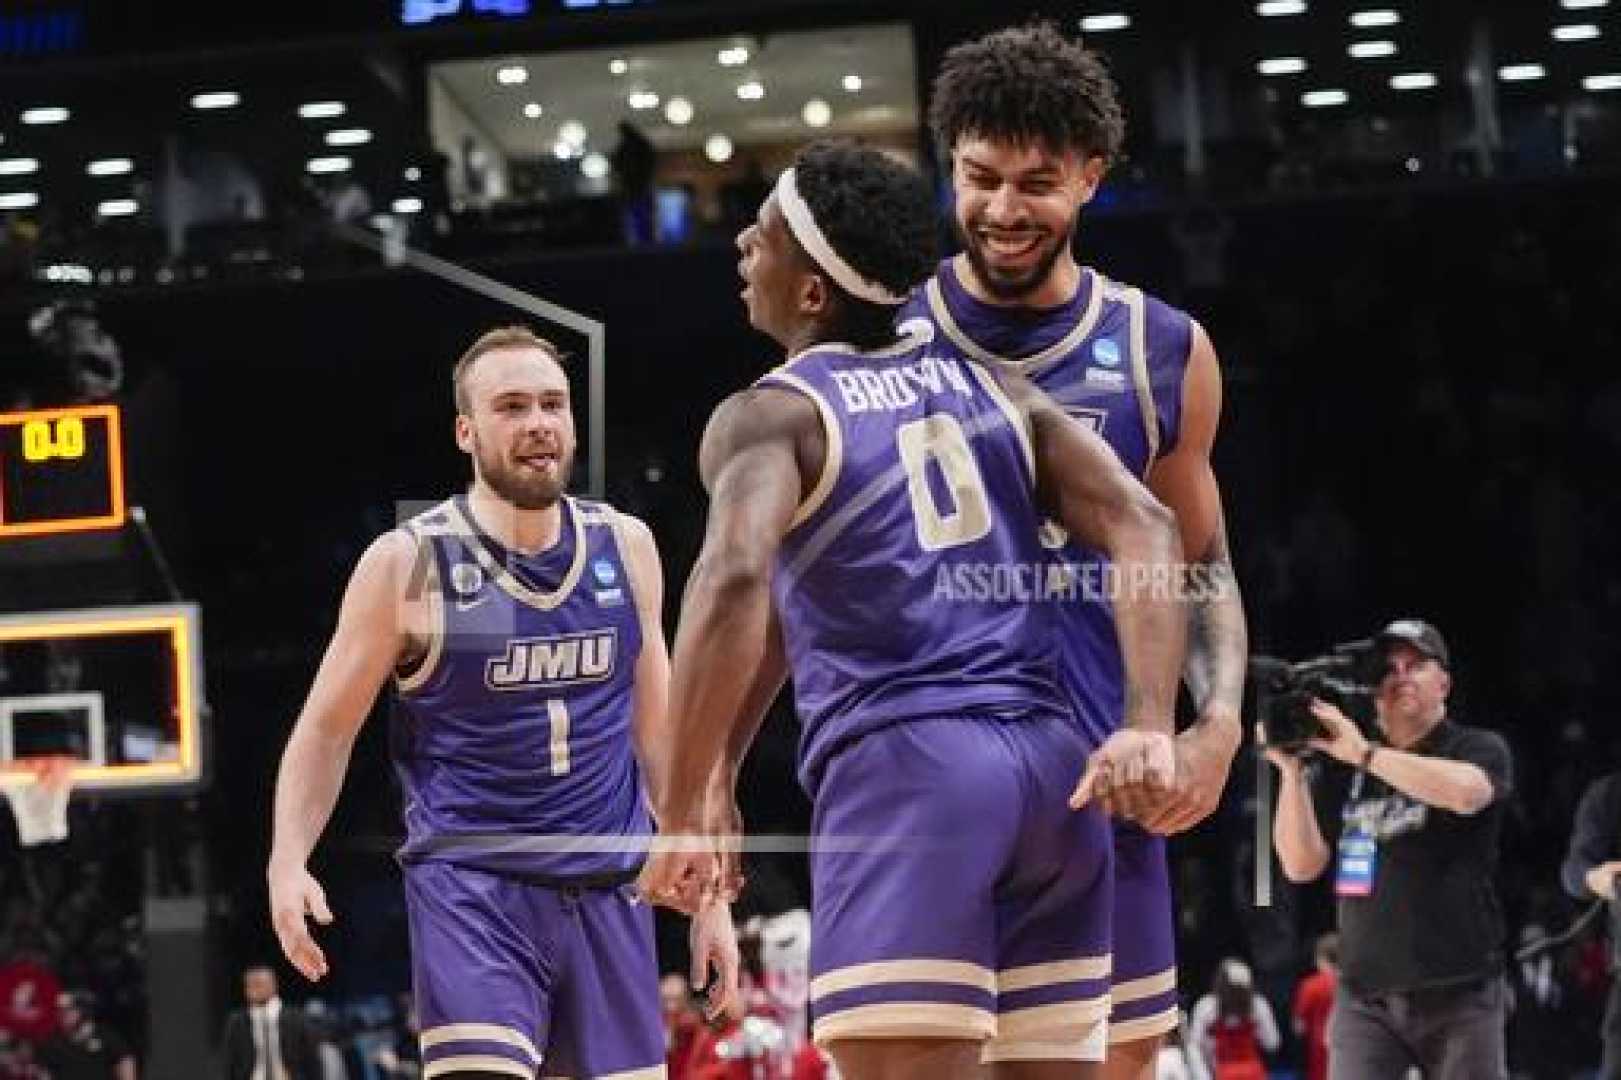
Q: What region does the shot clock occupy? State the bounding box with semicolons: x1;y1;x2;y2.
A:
0;404;126;539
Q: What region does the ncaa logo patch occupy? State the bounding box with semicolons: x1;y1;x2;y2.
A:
449;562;484;597
1091;338;1122;367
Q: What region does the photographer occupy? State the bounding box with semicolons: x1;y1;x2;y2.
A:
1262;620;1513;1080
1560;768;1621;1078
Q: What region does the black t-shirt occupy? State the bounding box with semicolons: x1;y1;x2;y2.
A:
1311;718;1514;995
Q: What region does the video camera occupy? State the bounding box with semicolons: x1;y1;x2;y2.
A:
1251;640;1388;752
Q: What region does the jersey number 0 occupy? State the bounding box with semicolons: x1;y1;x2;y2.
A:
896;413;992;552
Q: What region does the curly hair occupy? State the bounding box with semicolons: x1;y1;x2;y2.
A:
929;21;1126;165
791;139;939;347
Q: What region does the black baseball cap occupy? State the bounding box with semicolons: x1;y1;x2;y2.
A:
1376;618;1449;668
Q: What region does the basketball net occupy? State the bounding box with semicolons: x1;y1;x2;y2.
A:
3;756;74;847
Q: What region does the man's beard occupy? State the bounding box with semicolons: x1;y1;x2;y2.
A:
955;213;1075;302
475;438;573;511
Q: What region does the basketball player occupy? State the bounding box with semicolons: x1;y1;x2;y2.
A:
915;23;1250;1080
641;140;1187;1079
266;327;737;1080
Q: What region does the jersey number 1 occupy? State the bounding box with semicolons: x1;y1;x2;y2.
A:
896;413;992;552
545;699;571;776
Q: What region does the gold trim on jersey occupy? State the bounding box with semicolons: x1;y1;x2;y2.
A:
810;958;996;1001
423;1056;534;1079
925;261;1106;376
997;996;1111;1041
395;505;456;695
606;508;645;617
758;370;844;532
395;537;445;695
1107;1007;1179;1045
1110;967;1177;1004
446;495;588;612
813;1002;997;1045
1122;284;1161;474
997;955;1112;994
964;361;1036;484
420;1023;542;1064
983;1022;1108;1063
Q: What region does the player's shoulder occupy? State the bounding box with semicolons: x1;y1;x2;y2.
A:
1094;270;1196;342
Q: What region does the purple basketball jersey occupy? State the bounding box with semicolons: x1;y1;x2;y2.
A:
901;259;1194;747
391;495;650;880
757;334;1070;793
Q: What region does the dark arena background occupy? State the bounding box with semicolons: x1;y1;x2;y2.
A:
1;0;1619;1076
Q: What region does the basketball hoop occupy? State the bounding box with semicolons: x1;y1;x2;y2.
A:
3;756;75;847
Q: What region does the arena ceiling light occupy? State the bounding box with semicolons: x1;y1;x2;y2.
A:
1498;63;1547;81
609;58;628;75
664;97;694;125
306;156;353;174
1257;57;1308;75
190;91;240;110
1348;40;1398;58
496;65;529;85
87;158;133;176
842;74;863;92
325;129;373;147
581;152;610;180
404;166;422;181
1079;14;1130;32
0;158;39;176
298;101;346;119
1349;9;1400;28
802;99;832;127
0;192;40;209
97;199;138;217
1256;1;1307;16
736;80;765;101
523;102;544;119
1560;0;1607;8
1390;71;1438;89
1553;24;1602;41
717;46;749;67
1301;88;1349;106
558;121;587;147
21;107;69;125
627;90;660;110
1584;73;1621;90
704;133;734;163
392;196;424;214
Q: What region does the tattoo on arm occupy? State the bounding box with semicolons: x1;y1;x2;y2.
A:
1185;522;1247;717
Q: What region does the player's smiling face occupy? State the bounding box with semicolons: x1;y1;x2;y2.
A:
736;193;819;349
951;135;1103;305
456;348;575;510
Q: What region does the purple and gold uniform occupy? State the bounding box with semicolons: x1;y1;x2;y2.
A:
903;259;1196;1044
392;494;663;1079
758;332;1113;1060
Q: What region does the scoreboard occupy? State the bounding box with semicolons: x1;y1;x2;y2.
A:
0;404;126;539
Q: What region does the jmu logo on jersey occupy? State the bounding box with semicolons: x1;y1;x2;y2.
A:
485;629;618;690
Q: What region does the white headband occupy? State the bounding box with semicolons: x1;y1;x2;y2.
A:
774;167;907;307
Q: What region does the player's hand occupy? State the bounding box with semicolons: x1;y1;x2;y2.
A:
689;899;744;1025
1140;711;1241;835
1305;699;1368;766
1586;861;1621;901
268;861;333;982
638;819;720;915
704;787;747;903
1069;729;1176;825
